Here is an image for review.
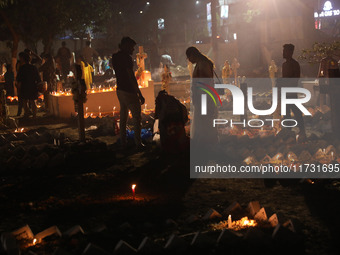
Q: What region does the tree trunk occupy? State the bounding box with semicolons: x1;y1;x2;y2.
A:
0;9;19;95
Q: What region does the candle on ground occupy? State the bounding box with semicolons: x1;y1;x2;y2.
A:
132;184;136;200
228;215;232;228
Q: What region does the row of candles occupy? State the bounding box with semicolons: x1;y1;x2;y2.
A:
212;214;257;231
51;86;116;97
83;105;153;118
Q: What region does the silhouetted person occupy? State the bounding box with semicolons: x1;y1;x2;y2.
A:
186;46;218;147
4;64;14;97
39;54;56;109
16;52;41;118
82;41;99;67
16;52;26;116
56;41;72;80
281;43;305;136
112;37;145;149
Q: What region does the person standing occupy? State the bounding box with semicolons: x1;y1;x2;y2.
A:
16;52;41;118
82;41;99;67
186;46;218;147
112;37;145;149
56;41;72;81
16;52;26;116
280;43;305;136
39;54;56;109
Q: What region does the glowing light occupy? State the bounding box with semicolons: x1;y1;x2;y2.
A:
140;10;143;14
33;238;37;245
132;184;136;200
196;1;199;4
228;215;232;228
146;1;150;5
212;216;257;231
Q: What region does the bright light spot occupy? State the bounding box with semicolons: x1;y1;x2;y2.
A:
146;1;150;5
140;10;143;14
233;33;237;40
314;12;319;18
119;11;122;14
33;239;37;245
196;1;199;4
216;35;220;38
132;184;136;190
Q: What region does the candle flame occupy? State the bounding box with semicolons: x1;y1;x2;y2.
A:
132;184;136;191
33;238;37;245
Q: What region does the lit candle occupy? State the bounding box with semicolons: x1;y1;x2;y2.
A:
228;215;232;228
132;184;136;200
32;238;37;246
296;134;299;142
99;106;101;118
331;151;334;160
85;107;88;117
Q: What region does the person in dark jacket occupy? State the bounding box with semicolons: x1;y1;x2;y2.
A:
16;52;41;118
112;37;145;149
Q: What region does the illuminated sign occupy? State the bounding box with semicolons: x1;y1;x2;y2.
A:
315;1;340;18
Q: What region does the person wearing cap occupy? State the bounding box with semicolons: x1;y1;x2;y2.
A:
112;37;145;149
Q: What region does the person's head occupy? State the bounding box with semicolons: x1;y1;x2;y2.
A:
24;48;32;55
119;37;137;55
186;47;202;64
86;41;91;47
283;44;295;59
103;56;107;60
43;53;54;63
186;46;214;68
22;52;30;64
62;41;66;47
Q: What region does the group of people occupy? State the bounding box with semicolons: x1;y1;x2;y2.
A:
112;35;306;152
0;40;113;118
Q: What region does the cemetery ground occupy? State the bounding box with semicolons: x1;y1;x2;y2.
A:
1;106;340;255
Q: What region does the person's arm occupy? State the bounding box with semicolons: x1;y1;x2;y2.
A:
31;51;42;64
127;68;145;104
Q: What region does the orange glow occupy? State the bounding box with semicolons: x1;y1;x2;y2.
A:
7;96;18;102
212;216;257;231
14;128;25;133
33;238;37;245
132;184;136;191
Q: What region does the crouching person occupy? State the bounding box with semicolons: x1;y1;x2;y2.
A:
155;90;189;153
